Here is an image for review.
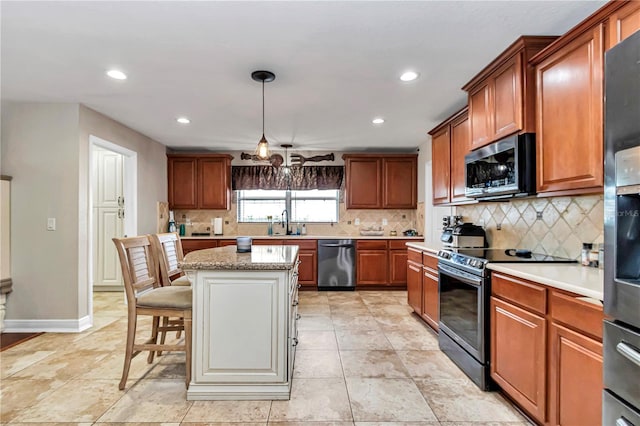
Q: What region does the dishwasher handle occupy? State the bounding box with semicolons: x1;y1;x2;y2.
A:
319;243;355;248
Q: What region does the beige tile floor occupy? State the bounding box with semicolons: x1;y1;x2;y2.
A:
0;290;532;425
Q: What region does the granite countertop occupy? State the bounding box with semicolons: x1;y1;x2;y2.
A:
180;245;299;271
182;235;424;240
487;262;604;302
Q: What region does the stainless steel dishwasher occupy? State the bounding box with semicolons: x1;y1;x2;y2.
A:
317;239;356;291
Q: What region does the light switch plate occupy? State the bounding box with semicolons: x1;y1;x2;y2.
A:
382;218;388;226
355;218;360;225
47;218;56;231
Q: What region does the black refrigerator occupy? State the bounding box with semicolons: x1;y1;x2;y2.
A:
603;29;640;425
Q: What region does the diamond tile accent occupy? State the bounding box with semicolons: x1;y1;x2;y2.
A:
455;195;602;259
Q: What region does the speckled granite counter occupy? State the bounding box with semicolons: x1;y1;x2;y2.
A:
180;245;298;271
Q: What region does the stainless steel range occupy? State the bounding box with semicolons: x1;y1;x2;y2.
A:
436;248;577;390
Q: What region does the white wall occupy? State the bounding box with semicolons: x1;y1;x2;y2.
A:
419;136;452;248
0;102;167;327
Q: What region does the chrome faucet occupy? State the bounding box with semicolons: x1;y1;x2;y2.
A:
281;209;291;235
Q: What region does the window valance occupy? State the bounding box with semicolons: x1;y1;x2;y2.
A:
232;166;344;191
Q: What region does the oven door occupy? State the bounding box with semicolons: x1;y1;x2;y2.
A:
438;262;488;363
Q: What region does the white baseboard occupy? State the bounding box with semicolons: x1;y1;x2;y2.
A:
3;315;92;333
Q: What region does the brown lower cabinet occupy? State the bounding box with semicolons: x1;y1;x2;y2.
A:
490;272;604;425
181;239;218;255
356;240;412;288
406;248;438;331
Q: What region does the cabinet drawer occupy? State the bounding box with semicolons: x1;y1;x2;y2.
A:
283;239;317;250
492;272;546;315
422;252;439;271
407;248;422;263
357;240;388;250
389;240;411;250
549;290;604;340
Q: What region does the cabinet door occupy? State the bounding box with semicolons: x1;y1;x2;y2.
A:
382;158;417;208
492;55;522;140
607;1;640;50
490;296;546;423
536;25;604;194
168;157;198;209
431;128;451;205
198;158;230;209
296;250;317;288
469;82;493;149
450;111;471;202
406;261;422;314
182;239;218;255
422;268;439;331
389;249;409;285
548;322;603;426
345;158;381;208
356;250;388;285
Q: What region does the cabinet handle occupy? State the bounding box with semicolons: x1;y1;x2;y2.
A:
293;272;299;277
616;342;640;367
292;300;299;306
616;417;634;426
296;314;301;320
297;284;301;289
292;337;299;346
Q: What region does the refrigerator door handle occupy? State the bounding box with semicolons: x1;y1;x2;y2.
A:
616;342;640;367
616;416;634;426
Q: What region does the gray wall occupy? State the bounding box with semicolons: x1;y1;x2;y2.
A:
1;102;167;325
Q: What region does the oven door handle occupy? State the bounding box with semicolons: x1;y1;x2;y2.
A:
438;263;483;287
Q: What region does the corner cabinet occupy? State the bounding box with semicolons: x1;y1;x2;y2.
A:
429;107;471;205
343;154;417;209
168;154;233;210
490;271;604;425
462;36;557;150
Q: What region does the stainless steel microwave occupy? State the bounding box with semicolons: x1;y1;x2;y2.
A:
464;133;536;200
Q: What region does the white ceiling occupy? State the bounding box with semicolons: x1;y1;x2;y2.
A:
1;1;607;152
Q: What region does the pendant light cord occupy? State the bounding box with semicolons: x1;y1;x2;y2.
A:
262;80;265;136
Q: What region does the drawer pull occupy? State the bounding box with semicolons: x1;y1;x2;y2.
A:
292;300;299;306
617;342;640;367
297;284;301;289
292;337;299;346
296;314;301;320
616;417;634;426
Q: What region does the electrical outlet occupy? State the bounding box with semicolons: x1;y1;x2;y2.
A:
496;223;502;230
536;211;543;220
402;214;406;219
347;220;352;225
382;218;388;226
47;218;56;231
355;218;360;225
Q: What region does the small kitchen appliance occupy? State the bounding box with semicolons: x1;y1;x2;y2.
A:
441;222;486;248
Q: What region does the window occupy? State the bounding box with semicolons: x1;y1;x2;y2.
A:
237;189;339;223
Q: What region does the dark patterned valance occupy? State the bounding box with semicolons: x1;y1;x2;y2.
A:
232;166;344;191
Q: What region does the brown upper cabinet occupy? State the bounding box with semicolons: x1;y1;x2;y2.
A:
428;107;470;205
606;0;640;49
462;36;557;150
343;154;417;209
529;1;635;196
168;154;233;209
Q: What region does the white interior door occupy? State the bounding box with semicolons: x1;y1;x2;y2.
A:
93;147;124;290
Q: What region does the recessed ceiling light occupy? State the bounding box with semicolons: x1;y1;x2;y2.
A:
372;118;385;124
106;69;127;80
176;117;191;124
400;71;419;82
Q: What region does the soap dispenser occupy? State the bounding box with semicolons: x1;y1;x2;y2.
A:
168;211;177;233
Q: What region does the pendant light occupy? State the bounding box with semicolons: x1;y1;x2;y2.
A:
251;70;276;160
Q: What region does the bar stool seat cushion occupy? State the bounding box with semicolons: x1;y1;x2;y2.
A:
138;286;192;309
171;275;191;286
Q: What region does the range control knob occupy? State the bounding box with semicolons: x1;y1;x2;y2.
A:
438;250;450;259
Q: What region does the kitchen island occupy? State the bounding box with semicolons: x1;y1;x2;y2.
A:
180;244;300;400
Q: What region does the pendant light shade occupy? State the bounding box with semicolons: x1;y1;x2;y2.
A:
252;70;276;160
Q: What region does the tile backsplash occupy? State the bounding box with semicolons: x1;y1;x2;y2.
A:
456;194;604;260
160;193;417;238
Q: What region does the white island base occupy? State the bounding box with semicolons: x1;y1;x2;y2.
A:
181;246;299;401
